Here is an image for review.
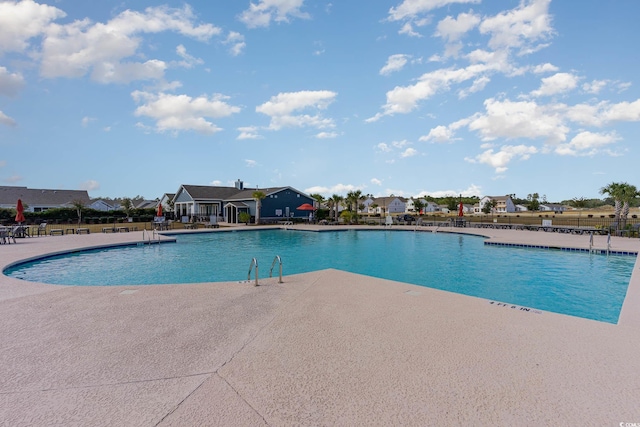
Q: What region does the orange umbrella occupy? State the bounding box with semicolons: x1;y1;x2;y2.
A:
156;203;163;217
15;198;25;223
296;203;316;211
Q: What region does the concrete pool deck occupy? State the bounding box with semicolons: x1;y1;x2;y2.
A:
1;225;639;426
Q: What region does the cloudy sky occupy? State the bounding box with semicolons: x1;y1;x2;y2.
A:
0;0;639;201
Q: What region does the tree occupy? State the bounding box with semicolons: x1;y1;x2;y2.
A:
445;196;457;212
600;182;624;222
310;193;325;209
571;197;588;209
619;183;639;228
330;194;344;221
121;198;134;218
71;199;85;225
412;197;425;216
252;190;266;225
482;199;497;215
526;193;540;211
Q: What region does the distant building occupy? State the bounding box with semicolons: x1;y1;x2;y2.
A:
478;195;516;213
0;186;90;212
539;203;566;213
172;180;314;224
89;199;116;212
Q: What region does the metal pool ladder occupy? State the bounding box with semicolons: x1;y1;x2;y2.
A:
248;257;259;286
269;255;283;283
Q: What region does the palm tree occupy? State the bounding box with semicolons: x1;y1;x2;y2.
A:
348;190;362;223
252;190;266;225
330;194;343;221
600;182;624;227
310;193;325;209
619;183;639;228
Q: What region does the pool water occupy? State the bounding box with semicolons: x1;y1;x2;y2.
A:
5;229;636;323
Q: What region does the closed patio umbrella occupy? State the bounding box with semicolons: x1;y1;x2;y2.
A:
458;201;464;217
156;203;163;217
15;199;25;224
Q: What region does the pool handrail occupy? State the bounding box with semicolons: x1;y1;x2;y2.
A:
269;255;283;283
248;257;259;286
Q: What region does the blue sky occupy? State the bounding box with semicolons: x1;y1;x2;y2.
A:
1;0;639;202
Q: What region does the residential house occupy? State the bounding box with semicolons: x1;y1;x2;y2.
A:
159;193;175;216
136;200;159;209
369;197;406;215
539;203;566;213
515;204;528;212
172;180;314;224
478;195;516;213
0;186;90;212
89;199;116;212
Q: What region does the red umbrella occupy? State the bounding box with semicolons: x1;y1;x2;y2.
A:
457;201;464;217
156;203;163;217
15;198;25;223
296;203;316;211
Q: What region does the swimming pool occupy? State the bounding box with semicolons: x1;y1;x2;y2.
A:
4;229;636;323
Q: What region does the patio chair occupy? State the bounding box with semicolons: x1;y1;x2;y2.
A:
0;228;15;244
37;223;48;236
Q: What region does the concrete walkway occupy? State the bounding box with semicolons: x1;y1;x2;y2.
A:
1;226;639;426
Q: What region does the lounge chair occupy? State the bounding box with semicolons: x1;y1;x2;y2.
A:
0;228;16;244
37;223;47;236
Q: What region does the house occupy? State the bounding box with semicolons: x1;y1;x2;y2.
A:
369;197;406;215
158;193;175;215
89;199;116;212
135;200;159;209
0;186;90;212
478;195;516;213
515;204;528;212
172;180;314;224
539;203;566;213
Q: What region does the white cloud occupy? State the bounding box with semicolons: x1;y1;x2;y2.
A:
419;125;455;143
465;144;538;173
0;110;16;127
388;0;481;21
400;147;418;157
435;12;480;42
0;0;65;54
81;116;95;127
132;91;241;134
564;99;640;127
478;0;554;54
392;139;410;148
467;97;569;143
4;174;23;183
245;159;257;167
416;184;482;198
40;5;220;83
367;64;495;120
304;183;359;196
380;54;411;76
371;178;383;186
174;44;204;68
224;31;245;56
532;63;558;74
458;76;490;98
0;67;25;97
376;142;392;152
79;179;100;191
582;79;608;94
256;90;337;131
554;131;619;156
530;72;579;97
237;126;262;140
239;0;309;28
210;180;223;186
398;22;422;37
316;131;338;139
